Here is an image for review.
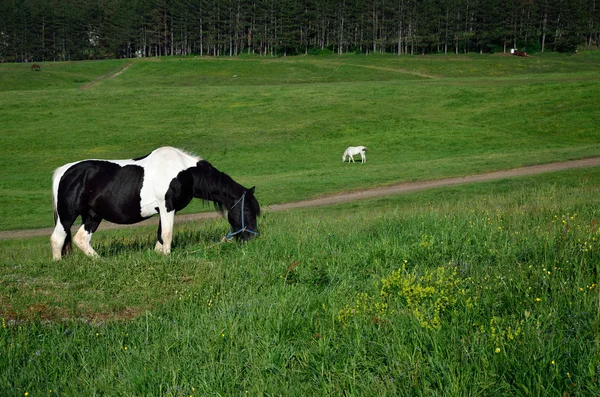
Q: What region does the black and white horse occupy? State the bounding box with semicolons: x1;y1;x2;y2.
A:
51;147;260;260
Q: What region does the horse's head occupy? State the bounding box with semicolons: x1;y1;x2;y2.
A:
227;186;260;241
188;161;260;241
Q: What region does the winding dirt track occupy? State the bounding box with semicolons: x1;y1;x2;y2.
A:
2;157;600;241
79;62;132;89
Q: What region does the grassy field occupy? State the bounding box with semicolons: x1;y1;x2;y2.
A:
1;53;600;230
1;53;600;395
1;168;600;395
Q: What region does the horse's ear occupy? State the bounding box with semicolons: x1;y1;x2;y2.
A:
248;186;256;195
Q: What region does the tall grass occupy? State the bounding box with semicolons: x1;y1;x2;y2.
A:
1;168;599;395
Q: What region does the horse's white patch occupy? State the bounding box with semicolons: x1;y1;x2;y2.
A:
136;147;202;217
74;225;98;257
50;223;67;260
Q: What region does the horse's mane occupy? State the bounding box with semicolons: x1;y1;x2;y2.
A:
193;160;259;216
175;147;201;162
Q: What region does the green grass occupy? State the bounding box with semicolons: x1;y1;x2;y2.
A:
1;168;599;395
0;53;599;230
110;56;423;87
1;53;600;394
341;50;600;78
0;59;128;91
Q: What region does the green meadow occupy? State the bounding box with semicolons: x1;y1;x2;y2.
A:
1;53;600;230
1;53;600;395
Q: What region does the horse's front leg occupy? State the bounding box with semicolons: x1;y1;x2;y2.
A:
154;218;163;252
156;207;175;255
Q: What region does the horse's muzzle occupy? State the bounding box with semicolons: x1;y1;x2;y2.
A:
240;230;258;241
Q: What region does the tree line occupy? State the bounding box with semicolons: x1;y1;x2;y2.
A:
1;0;598;62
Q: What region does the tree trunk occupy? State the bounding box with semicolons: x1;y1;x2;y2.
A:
554;11;561;51
455;10;460;54
444;9;448;55
398;21;402;55
541;11;547;52
339;0;345;55
372;6;376;53
589;0;596;48
409;23;413;55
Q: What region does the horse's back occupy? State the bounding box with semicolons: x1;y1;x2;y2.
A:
345;146;367;154
139;147;200;169
135;147;200;188
53;158;134;197
53;147;200;186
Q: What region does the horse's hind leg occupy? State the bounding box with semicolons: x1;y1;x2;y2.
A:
51;213;75;261
51;223;70;261
73;212;102;257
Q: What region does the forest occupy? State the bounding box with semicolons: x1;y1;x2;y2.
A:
1;0;598;62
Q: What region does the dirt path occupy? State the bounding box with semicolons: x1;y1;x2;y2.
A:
310;60;442;79
79;62;132;89
2;157;599;241
351;64;442;79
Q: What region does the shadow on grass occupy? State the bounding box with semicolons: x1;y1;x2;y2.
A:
94;227;226;257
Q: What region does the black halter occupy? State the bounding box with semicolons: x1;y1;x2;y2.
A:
225;192;258;240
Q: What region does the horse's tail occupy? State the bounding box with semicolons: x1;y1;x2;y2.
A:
52;194;72;256
52;166;72;256
52;167;62;226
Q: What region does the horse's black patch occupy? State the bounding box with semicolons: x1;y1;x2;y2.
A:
57;161;146;227
165;170;194;213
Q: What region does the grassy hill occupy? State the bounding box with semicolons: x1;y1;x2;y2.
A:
1;53;599;230
1;53;600;395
